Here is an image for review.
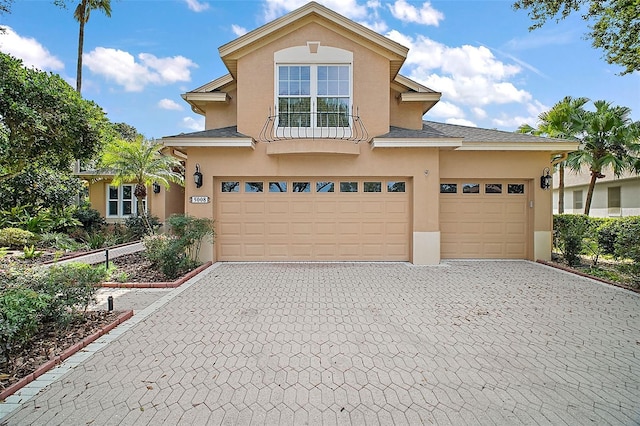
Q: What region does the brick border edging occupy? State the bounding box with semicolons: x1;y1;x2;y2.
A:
0;310;134;402
101;261;213;289
536;259;639;294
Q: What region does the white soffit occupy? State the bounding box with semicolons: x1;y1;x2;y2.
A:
163;138;255;149
371;138;463;148
454;142;580;151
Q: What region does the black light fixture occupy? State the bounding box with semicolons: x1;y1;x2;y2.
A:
193;163;203;188
152;182;161;194
540;167;552;190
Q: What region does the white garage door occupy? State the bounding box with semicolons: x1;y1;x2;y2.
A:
215;177;410;261
440;180;529;259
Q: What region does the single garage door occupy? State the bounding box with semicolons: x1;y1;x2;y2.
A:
440;180;529;259
215;177;410;261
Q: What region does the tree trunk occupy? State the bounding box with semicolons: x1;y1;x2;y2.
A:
76;16;85;93
558;163;565;214
583;171;598;215
136;196;153;235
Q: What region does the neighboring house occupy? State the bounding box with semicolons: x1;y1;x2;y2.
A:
553;166;640;217
77;167;185;224
161;1;577;264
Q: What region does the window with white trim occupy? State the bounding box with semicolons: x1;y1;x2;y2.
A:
107;184;146;218
277;64;351;133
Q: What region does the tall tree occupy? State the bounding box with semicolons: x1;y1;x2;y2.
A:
55;0;112;93
517;96;589;213
99;137;184;232
0;53;109;181
512;0;640;75
566;100;640;215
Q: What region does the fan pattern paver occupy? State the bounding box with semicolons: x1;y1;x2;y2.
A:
2;261;640;425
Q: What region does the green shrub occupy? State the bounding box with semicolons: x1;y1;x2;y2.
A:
596;218;621;256
21;245;43;260
553;214;591;267
0;287;50;368
49;206;82;233
87;233;106;249
613;217;640;284
73;203;106;234
125;214;161;241
0;227;36;248
40;263;108;325
142;234;193;279
167;214;215;262
37;232;80;251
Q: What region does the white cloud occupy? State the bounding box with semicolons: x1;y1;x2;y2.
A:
388;0;444;26
472;107;487;119
446;118;477;127
158;98;184;110
231;24;248;37
0;27;64;71
184;0;209;12
263;0;368;22
428;101;464;119
84;47;197;92
491;101;549;128
182;116;205;131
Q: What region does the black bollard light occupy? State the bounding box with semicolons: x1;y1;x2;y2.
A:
105;249;109;268
107;295;114;311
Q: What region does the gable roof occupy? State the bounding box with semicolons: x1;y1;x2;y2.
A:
218;1;408;80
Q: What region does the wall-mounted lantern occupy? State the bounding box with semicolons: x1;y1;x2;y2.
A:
152;182;161;194
194;163;203;188
540;167;552;190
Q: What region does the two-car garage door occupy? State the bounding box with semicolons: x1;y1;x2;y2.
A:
215;177;410;261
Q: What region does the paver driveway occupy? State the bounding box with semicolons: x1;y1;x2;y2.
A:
2;261;639;425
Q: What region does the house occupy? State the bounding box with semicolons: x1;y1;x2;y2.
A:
553;165;640;216
77;165;185;224
161;1;577;265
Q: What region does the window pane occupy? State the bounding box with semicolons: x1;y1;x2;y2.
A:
440;184;457;194
222;181;239;192
109;186;118;199
387;181;405;192
316;182;334;192
364;182;381;192
245;182;263;193
122;185;132;199
340;182;358;192
507;184;525;194
485;184;502;194
269;182;287;192
122;201;132;215
278;97;311;127
108;201;118;216
463;183;479;194
317;98;349;127
293;182;310;192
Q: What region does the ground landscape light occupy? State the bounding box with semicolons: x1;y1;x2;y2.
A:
540;167;552;190
194;163;203;188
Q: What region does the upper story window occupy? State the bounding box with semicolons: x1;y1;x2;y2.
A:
273;44;353;139
277;64;351;131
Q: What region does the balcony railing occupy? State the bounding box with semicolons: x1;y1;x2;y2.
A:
259;107;369;143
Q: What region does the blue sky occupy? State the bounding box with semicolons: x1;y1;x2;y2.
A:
1;0;638;139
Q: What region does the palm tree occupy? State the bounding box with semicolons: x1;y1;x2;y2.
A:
517;96;588;213
63;0;112;93
99;137;184;233
566;100;640;215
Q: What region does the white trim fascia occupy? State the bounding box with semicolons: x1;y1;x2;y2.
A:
181;92;229;102
455;142;580;151
163;138;255;149
399;92;441;102
394;74;434;93
189;74;234;93
371;138;463;148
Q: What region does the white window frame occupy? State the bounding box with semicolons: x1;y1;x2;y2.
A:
274;44;353;139
107;184;146;218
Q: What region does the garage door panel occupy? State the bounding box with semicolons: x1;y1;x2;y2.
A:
441;180;528;259
216;177;410;261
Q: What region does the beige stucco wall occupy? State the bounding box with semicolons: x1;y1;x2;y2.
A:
234;22;390;140
389;89;424;130
204;87;237;130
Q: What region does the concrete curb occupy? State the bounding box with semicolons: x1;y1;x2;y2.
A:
42;241;142;265
100;261;213;288
0;310;134;402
